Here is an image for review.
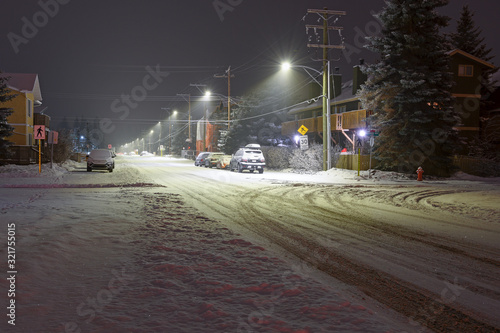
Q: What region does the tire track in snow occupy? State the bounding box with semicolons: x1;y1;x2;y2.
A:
132;163;500;332
233;186;500;333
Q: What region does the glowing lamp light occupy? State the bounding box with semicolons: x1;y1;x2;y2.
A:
358;129;367;137
281;62;291;71
294;135;300;144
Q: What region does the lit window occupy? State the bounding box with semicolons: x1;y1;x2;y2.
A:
458;65;473;77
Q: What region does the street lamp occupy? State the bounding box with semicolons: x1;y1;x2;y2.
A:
160;108;178;155
169;110;177;155
281;61;332;171
149;130;153;153
177;94;192;143
158;121;162;156
203;91;211;152
281;62;291;71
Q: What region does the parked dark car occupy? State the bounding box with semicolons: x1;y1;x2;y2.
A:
229;144;265;173
195;152;210;166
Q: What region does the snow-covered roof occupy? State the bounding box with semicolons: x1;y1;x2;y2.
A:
0;73;42;102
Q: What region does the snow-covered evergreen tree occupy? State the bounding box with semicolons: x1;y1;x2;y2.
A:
448;5;493;63
222;94;259;154
448;5;497;93
0;73;16;162
359;0;461;176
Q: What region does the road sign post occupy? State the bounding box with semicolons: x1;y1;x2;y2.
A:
34;125;45;173
48;131;58;169
369;136;374;178
355;136;363;177
358;148;361;177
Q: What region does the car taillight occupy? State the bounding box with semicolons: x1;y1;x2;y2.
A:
260;158;265;162
242;158;248;162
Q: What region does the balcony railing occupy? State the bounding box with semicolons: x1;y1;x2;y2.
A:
281;109;367;136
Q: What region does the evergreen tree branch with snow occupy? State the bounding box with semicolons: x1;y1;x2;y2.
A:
359;0;461;176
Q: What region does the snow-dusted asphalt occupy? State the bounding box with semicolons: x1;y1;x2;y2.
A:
1;156;499;333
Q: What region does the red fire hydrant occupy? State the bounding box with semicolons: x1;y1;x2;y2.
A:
416;166;424;181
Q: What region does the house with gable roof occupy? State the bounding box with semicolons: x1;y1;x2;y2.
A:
1;73;43;146
0;73;49;164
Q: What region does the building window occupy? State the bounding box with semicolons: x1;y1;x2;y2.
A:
27;99;32;117
339;105;347;113
458;65;473;77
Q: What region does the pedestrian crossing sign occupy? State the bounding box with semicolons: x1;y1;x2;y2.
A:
34;125;45;140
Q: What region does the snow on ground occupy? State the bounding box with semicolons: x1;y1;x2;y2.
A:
1;158;499;332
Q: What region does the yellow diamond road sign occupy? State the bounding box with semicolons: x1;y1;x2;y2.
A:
297;125;308;135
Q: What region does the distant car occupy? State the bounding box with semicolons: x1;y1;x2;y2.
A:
194;152;210;166
229;144;265;173
140;151;153;156
87;149;115;172
216;155;232;169
204;152;225;168
181;150;196;160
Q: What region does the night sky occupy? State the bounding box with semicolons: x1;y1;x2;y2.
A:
1;0;499;147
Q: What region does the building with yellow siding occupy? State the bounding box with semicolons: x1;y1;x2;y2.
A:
1;73;43;146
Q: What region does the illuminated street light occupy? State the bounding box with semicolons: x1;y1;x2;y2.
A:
281;62;291;71
358;129;366;137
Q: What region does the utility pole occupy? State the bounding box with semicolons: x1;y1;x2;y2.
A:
306;8;346;171
214;66;235;130
159;123;162;156
190;83;209;151
177;94;192;143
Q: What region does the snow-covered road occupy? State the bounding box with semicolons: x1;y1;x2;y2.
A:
1;156;499;332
